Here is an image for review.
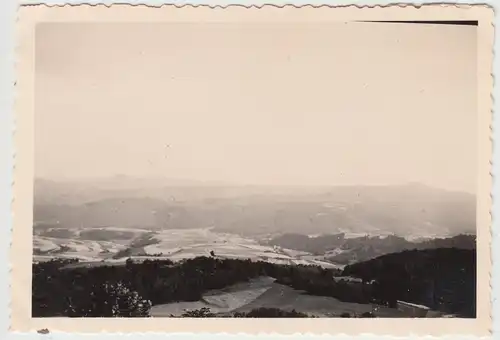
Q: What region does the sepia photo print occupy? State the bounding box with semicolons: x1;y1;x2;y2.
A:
11;4;494;336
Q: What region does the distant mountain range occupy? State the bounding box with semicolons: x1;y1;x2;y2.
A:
34;178;476;238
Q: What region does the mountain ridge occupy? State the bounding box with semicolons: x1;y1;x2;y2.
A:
34;179;475;237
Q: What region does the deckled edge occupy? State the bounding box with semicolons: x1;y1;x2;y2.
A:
15;2;492;9
9;0;19;336
9;2;496;338
489;1;497;337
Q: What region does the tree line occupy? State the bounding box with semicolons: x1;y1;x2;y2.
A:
32;247;475;317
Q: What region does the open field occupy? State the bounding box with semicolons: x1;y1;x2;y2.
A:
151;276;416;318
33;227;344;268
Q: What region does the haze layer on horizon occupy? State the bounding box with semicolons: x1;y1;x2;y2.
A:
35;22;477;194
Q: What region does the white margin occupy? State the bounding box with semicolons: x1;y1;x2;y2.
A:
0;0;497;339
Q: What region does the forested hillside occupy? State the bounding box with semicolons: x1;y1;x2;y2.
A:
343;248;476;317
32;247;475;318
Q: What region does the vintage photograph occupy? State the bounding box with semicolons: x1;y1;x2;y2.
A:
11;4;493;335
31;18;478;319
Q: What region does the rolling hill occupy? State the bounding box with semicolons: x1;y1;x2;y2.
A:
34;179;476;238
267;233;476;264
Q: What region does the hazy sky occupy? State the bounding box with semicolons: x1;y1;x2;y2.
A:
35;22;477;193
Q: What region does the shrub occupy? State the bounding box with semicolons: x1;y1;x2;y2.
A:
181;307;216;317
66;281;151;317
242;307;309;318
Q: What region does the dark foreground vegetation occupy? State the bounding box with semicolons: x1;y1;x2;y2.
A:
343;248;476;317
181;307;375;318
181;307;312;318
32;248;475;318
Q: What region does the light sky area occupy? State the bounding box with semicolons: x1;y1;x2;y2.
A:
35;22;477;193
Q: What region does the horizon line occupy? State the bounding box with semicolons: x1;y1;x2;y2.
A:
34;176;476;195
